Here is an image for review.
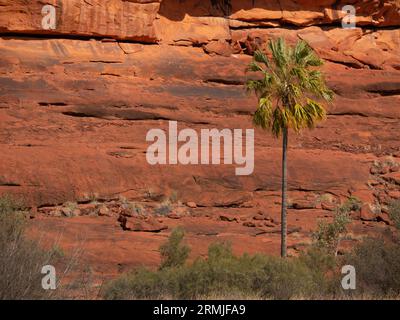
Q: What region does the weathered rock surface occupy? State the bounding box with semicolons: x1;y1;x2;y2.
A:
1;1;399;43
1;0;400;275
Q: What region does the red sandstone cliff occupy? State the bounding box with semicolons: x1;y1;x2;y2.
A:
0;0;400;270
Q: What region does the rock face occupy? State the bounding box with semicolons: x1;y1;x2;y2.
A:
1;1;399;41
1;1;400;272
0;0;162;42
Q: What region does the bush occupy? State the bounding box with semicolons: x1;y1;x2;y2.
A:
159;227;190;270
0;194;86;299
342;238;400;296
312;208;351;255
0;195;55;299
298;246;337;295
341;196;362;213
154;200;173;216
103;218;400;300
389;200;400;230
103;233;335;300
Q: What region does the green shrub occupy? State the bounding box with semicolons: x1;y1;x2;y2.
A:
341;196;362;213
0;194;85;299
103;233;335;300
312;208;351;255
298;246;337;295
389;200;400;230
102;218;400;300
342;238;400;296
0;195;54;299
102;268;168;300
0;195;26;242
159;227;190;270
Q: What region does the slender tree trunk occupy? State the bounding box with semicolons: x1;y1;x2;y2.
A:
281;126;288;258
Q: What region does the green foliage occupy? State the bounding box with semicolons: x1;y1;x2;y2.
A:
51;244;65;259
246;38;334;137
342;238;400;296
103;227;400;300
159;227;190;270
103;232;336;300
0;194;89;299
389;200;400;230
0;194;26;241
0;194;25;214
340;196;362;213
313;203;352;254
0;195;53;299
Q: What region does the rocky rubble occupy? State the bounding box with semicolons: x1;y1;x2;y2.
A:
37;196;193;232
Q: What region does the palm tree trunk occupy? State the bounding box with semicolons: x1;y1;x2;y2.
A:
281;126;288;258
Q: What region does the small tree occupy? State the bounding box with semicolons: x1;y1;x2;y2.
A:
246;38;334;257
313;209;351;256
159;227;190;270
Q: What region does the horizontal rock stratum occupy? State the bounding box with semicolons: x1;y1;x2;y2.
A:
0;1;399;42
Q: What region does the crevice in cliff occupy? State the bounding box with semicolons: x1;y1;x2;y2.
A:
60;111;211;125
39;102;68;107
322;58;364;69
366;89;400;97
61;111;96;118
0;182;21;187
229;20;400;31
328;111;369;118
204;78;244;86
0;32;157;45
90;60;123;64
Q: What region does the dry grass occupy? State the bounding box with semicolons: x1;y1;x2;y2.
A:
0;195;97;300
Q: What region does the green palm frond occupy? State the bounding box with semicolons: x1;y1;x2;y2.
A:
293;40;323;67
269;37;290;70
246;37;334;137
253;99;273;130
302;99;327;128
246;61;263;73
245;79;264;95
253;50;270;68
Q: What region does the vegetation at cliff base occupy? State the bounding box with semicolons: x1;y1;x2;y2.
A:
0;195;89;300
102;223;400;300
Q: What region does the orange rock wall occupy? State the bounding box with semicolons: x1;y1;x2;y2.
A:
0;0;399;211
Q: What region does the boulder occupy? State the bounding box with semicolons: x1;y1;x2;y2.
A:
203;40;233;57
220;214;238;222
98;205;111;217
360;204;377;221
186;202;197;208
292;199;316;210
122;216;168;232
167;212;181;219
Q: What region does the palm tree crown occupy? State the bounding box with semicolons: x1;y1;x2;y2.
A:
246;38;334;136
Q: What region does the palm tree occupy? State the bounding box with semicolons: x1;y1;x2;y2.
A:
246;38;334;258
